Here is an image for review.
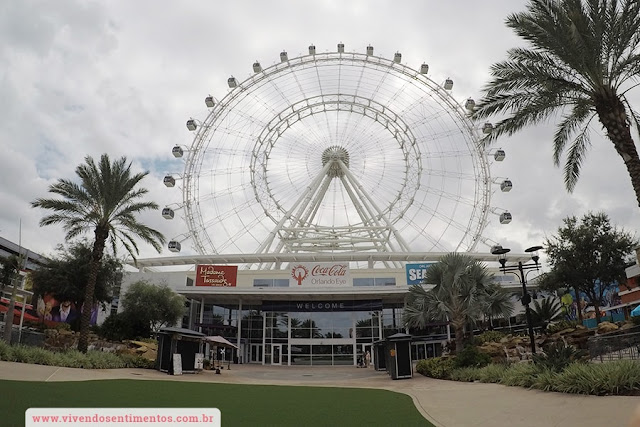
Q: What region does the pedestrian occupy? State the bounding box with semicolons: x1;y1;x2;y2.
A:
365;350;371;368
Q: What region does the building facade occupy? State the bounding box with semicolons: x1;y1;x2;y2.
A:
123;255;530;367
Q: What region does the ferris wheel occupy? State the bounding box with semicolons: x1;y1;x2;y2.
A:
163;44;511;263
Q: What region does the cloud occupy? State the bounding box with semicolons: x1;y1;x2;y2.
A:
2;0;639;267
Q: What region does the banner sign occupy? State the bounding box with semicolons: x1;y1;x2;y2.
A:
195;265;238;287
262;299;383;312
405;263;435;285
289;262;350;287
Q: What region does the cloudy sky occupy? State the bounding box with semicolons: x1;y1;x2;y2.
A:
2;0;639;266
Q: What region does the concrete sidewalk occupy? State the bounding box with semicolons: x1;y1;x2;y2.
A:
1;361;638;426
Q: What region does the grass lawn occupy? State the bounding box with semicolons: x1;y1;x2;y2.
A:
1;379;432;426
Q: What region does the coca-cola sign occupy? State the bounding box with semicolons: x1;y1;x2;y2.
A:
289;262;350;287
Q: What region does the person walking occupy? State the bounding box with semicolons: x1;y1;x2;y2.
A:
365;350;371;368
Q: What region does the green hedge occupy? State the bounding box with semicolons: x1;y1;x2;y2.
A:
415;356;640;395
0;341;154;369
415;357;455;379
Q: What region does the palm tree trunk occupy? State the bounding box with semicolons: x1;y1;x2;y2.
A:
2;284;18;343
595;91;640;208
77;228;108;353
454;324;465;353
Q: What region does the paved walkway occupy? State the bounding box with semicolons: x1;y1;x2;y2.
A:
1;361;638;426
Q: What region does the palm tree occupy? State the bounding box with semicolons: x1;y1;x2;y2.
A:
531;296;564;330
473;0;640;207
403;253;497;353
1;254;22;343
479;282;515;329
32;154;165;352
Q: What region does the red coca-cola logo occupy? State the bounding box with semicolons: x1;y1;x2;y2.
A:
311;264;347;276
291;265;309;286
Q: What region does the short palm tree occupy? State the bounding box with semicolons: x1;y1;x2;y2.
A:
403;253;497;353
531;296;564;329
473;0;640;208
32;154;165;352
479;282;515;329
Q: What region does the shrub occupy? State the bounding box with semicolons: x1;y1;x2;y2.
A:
546;320;580;334
500;362;541;388
86;352;126;369
0;340;15;361
473;330;505;345
454;345;491;369
553;362;604;394
531;368;558;392
54;322;72;331
415;357;455;379
449;367;479;382
533;341;586;372
0;342;155;370
98;312;150;341
24;346;57;366
600;360;640;395
119;353;156;369
554;361;640;395
476;363;508;383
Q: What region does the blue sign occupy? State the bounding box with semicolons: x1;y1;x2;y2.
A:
405;263;435;285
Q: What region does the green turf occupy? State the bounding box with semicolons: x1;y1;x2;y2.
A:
2;379;433;426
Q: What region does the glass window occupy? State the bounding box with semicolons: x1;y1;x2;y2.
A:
253;279;271;287
253;278;289;287
353;278;374;287
354;277;396;286
374;278;396;286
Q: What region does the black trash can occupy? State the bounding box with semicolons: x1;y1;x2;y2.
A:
386;333;413;380
373;340;386;371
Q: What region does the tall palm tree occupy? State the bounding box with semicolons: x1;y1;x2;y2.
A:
32;154;165;352
403;253;497;353
1;254;22;343
473;0;640;207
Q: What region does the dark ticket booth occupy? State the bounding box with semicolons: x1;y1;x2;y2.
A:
386;333;413;380
373;339;387;371
156;327;205;375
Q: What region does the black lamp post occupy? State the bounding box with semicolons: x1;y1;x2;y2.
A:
490;245;543;355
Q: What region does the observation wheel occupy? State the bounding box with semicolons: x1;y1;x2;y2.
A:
170;45;495;265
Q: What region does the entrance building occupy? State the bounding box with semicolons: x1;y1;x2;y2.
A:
124;253;523;367
181;291;409;367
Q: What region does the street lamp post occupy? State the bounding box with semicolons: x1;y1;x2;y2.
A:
491;245;543;355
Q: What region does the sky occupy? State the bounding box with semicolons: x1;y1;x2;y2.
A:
1;0;639;267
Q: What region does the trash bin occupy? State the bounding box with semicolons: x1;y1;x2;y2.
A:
373;340;386;371
386;333;413;380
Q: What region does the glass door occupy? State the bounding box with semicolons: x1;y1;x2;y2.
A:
272;344;282;365
250;344;263;363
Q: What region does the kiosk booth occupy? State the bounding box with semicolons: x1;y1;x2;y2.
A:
156;327;205;374
385;333;413;380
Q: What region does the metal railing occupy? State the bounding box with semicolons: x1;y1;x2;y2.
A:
588;329;640;362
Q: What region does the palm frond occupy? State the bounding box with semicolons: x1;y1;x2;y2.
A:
552;100;595;166
563;122;593;191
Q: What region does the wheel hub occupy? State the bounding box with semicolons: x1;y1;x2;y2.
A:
321;145;350;178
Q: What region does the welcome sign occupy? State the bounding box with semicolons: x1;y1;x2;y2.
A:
195;265;238;287
405;262;435;285
289;262;350;287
